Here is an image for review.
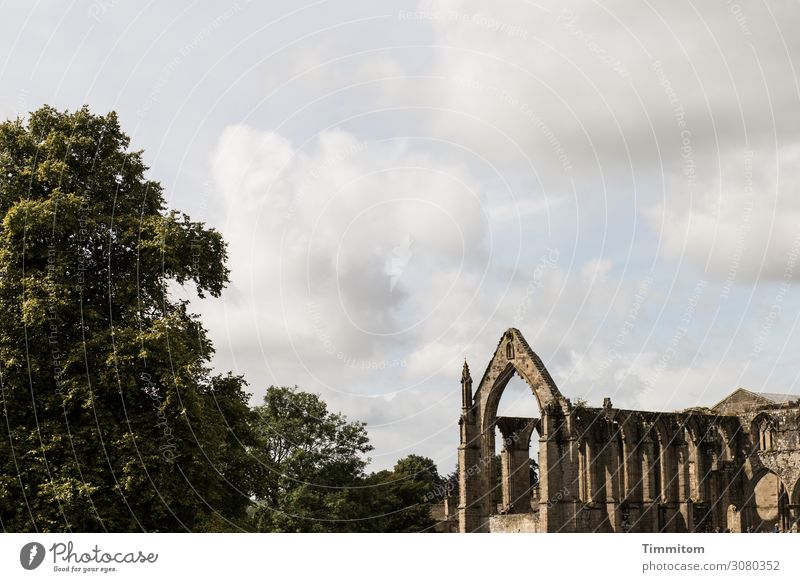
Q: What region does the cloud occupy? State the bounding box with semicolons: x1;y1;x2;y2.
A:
192;0;800;468
414;0;800;167
204;124;493;389
400;0;800;280
203;123;547;467
203;122;681;467
647;145;800;282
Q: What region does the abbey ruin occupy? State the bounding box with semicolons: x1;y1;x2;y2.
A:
457;328;800;533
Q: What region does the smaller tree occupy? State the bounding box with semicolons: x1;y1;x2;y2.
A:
250;386;372;532
364;455;445;532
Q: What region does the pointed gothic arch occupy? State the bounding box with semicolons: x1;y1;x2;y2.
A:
458;328;568;532
746;469;791;532
473;329;568;427
456;327;800;533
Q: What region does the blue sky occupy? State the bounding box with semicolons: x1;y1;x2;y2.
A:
2;0;800;471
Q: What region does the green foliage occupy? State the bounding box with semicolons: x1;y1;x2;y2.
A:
363;454;445;532
250;386;373;532
250;387;444;532
0;106;254;532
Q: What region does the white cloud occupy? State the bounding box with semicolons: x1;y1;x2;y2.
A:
187;0;800;468
647;145;800;281
205;124;493;389
413;0;800;168
202;122;682;466
401;0;800;280
581;257;614;282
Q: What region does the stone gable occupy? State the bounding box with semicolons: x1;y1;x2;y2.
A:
458;330;800;533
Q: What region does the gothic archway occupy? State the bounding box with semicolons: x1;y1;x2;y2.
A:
746;470;790;532
458;328;568;532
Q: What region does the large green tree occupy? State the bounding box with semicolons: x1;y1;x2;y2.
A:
0;106;255;532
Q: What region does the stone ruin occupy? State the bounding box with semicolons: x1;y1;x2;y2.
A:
457;328;800;533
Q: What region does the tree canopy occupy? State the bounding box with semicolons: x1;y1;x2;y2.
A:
0;106;254;532
250;385;372;532
250;386;444;533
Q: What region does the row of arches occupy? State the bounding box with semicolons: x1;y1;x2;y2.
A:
458;328;800;533
754;414;778;451
487;378;800;532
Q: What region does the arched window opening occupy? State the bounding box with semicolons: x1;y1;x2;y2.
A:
493;373;539;516
757;418;776;452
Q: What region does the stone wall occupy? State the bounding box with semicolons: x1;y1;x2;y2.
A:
489;513;540;533
457;328;800;534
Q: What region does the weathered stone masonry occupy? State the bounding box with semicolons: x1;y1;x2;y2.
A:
458;328;800;533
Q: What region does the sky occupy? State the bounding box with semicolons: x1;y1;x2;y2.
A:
2;0;800;471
